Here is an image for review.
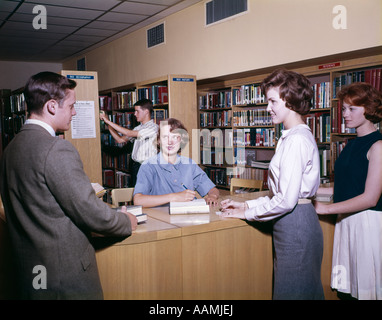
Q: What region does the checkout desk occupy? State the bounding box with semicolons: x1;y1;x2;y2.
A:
95;191;338;300
0;191;338;300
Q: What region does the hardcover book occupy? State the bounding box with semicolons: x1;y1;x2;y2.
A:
169;199;210;215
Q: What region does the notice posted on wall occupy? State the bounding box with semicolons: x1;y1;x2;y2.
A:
71;100;96;139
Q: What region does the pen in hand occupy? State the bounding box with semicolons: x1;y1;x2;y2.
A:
181;183;197;200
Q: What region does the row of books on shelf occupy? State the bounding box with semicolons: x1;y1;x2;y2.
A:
100;86;169;111
234;127;276;147
305;112;331;143
199;129;232;148
319;147;331;178
204;146;330;177
234;149;271;168
103;169;132;188
101;112;137;130
102;152;131;171
232;109;272;127
232;84;266;105
230;167;268;189
112;91;137;110
100;93;137;112
9;93;26;113
153;109;167;125
203;166;269;189
1;114;26;134
311;81;330;109
99;95;112;111
101;133;126;147
138;85;168;105
200;144;274;167
203;167;227;186
332;68;382;98
199;91;231;109
200;150;224;165
200;110;232;127
198;127;283;149
204;155;329;189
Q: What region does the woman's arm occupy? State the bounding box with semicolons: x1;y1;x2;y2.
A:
315;141;382;215
133;190;197;208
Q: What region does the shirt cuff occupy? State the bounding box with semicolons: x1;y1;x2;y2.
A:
244;197;270;221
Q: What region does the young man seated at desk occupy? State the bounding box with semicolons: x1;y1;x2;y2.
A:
133;118;219;208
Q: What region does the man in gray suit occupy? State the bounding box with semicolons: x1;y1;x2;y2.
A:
0;72;137;299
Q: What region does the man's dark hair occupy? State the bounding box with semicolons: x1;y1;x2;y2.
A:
134;98;153;115
24;71;77;115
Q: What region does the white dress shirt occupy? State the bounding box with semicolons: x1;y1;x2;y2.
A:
128;119;159;163
25;119;56;137
245;124;320;222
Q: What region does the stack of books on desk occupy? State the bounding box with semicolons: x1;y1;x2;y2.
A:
169;199;210;214
118;205;147;223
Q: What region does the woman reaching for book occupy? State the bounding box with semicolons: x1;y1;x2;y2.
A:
220;69;324;300
314;82;382;300
133;118;219;208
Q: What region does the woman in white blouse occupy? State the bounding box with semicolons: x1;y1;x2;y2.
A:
220;69;324;300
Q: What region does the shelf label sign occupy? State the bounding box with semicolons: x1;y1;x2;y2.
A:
172;77;194;82
71;101;96;139
66;75;94;80
318;62;341;70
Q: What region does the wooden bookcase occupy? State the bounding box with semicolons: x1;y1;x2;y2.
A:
0;88;26;159
99;74;197;188
99;83;137;188
197;53;382;190
61;70;102;185
0;89;11;159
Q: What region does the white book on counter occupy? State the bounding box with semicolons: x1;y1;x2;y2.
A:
169;199;210;215
118;205;147;223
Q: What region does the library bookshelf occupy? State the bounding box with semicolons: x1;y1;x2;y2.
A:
99;74;197;188
0;89;12;159
197;52;382;190
61;70;102;185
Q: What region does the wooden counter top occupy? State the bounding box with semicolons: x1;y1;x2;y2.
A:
142;191;272;237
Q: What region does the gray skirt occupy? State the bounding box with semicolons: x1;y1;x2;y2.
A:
272;203;324;300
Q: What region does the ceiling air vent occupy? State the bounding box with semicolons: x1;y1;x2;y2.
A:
206;0;248;25
147;23;165;48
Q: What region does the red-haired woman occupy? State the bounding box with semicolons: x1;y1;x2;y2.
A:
315;82;382;300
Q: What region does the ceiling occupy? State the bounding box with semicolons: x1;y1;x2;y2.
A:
0;0;201;62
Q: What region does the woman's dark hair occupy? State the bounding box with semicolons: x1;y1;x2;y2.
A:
158;118;189;151
338;82;382;123
24;71;76;115
261;68;313;115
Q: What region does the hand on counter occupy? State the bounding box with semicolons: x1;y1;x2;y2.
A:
205;194;219;207
120;206;138;231
219;199;247;219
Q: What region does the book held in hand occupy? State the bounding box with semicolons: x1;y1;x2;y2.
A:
91;182;107;198
118;205;147;223
314;189;333;202
169;199;210;215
